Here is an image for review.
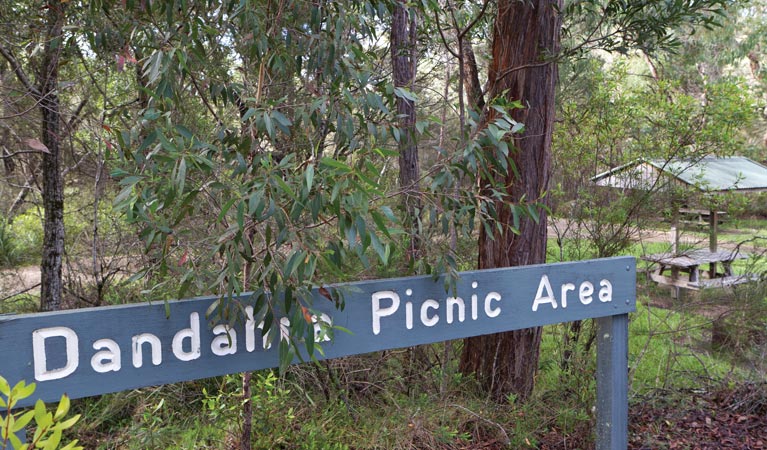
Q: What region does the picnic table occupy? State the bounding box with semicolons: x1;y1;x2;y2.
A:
642;249;752;290
678;208;727;226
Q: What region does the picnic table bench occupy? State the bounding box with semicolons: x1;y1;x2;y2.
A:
642;249;753;290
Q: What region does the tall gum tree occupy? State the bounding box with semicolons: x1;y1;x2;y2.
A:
391;1;421;260
0;1;68;311
459;0;562;402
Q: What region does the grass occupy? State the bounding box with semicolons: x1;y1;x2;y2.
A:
59;284;762;449
54;218;765;448
12;216;764;448
628;298;741;393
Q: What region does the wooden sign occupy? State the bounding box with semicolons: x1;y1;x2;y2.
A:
0;256;635;448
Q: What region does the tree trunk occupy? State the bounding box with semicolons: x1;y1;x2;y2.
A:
461;39;485;113
459;0;562;402
391;1;421;260
38;2;67;311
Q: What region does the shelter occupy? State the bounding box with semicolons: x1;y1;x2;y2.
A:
592;156;767;193
592;156;767;292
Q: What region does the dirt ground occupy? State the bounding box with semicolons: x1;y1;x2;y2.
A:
628;383;767;450
0;264;41;298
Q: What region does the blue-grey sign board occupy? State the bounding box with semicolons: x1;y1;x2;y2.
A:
0;256;635;409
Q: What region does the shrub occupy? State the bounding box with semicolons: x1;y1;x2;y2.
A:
1;213;44;266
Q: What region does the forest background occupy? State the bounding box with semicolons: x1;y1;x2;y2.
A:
1;0;767;448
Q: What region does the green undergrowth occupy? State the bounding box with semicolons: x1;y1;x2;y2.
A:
628;298;741;393
63;288;761;450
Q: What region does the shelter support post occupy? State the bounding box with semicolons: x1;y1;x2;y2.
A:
596;313;629;450
671;208;680;255
709;209;718;277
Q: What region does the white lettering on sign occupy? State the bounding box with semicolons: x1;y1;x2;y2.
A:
446;297;464;324
312;313;333;343
532;275;613;311
421;299;440;327
31;310;333;382
27;273;621;384
599;280;613;302
32;327;79;382
172;312;201;361
370;283;503;335
91;339;121;373
211;325;237;356
132;333;162;368
485;292;501;318
580;281;594;305
371;291;400;335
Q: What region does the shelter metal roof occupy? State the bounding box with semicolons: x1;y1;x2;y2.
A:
591;156;767;192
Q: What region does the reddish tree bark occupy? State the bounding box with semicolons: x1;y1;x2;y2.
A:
459;0;562;402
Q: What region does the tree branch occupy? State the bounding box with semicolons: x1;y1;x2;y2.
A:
62;98;89;139
433;8;459;59
188;71;223;124
0;149;48;158
458;0;491;40
494;60;555;84
0;43;41;98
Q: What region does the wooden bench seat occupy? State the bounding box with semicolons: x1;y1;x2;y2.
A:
689;274;760;289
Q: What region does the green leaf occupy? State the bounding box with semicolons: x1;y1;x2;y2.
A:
53;414;80;430
391;126;400;143
157;130;178;154
346;222;358;250
241;107;257;122
117;175;143;187
176;158;187;194
14;381;35;400
415;120;428;135
175;125;193;140
0;374;9;396
271;110;292;129
264;112;275;138
275;177;298;202
144;50;164;84
205;299;221;319
512;205;521;232
370;210;392;238
59;440;83;450
305;164;315;192
319;157;351;173
13;410;34;432
217;198;238;223
369;233;388;264
34;400;50;427
284;250;306;278
9;431;22;449
393;86;418;102
4;415;14;435
379;205;396;222
136;130;157;154
43;428;62;450
278;339;293;373
527;204;540;223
